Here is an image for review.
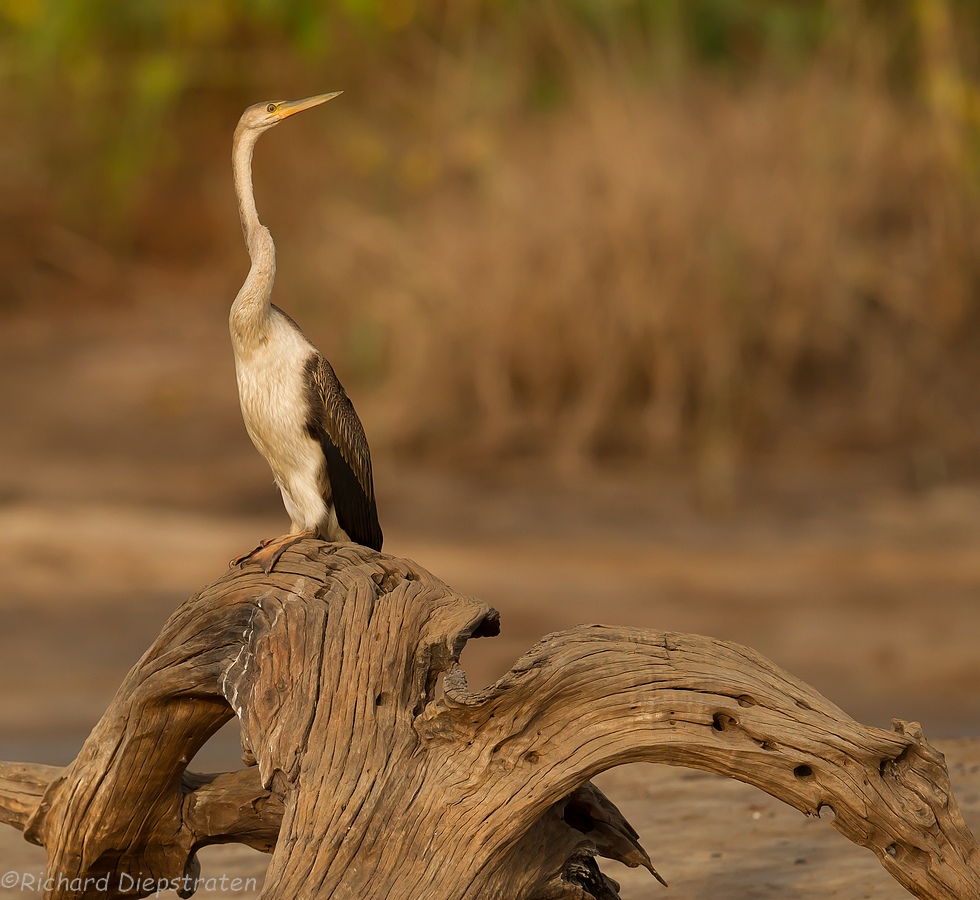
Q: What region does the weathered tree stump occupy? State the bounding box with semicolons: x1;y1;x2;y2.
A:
0;540;978;899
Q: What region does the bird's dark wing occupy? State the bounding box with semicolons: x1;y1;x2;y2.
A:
304;353;384;551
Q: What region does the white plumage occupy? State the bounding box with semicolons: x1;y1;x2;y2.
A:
233;313;332;535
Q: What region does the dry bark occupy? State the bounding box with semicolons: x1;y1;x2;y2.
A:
0;540;977;899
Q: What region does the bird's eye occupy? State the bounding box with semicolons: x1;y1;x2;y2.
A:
267;103;277;113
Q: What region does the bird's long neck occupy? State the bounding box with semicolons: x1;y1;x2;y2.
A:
230;123;276;353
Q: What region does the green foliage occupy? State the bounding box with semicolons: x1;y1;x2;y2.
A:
1;0;979;234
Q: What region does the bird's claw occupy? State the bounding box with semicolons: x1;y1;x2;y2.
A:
229;537;272;570
229;533;313;574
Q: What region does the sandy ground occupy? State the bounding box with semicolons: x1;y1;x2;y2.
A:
1;287;979;896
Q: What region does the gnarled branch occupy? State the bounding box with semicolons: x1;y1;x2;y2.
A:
0;540;975;898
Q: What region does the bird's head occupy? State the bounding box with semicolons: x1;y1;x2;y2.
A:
237;91;343;135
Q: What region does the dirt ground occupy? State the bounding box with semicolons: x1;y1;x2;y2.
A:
1;283;979;896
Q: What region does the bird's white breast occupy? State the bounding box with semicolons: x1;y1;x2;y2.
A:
233;314;328;533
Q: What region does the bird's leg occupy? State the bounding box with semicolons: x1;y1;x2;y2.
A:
230;530;316;574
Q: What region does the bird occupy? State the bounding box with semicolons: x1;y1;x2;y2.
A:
228;92;383;573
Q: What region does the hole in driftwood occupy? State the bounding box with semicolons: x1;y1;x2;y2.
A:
712;713;737;732
471;610;501;639
880;745;911;779
817;803;836;822
187;715;245;771
794;764;815;782
562;801;595;834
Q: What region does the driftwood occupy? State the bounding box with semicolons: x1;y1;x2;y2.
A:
1;540;978;899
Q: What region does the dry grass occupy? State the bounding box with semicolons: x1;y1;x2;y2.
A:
289;63;980;489
4;10;980;487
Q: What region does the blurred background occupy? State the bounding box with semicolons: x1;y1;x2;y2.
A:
3;1;980;895
2;0;980;770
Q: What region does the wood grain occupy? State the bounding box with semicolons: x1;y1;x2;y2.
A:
0;540;975;899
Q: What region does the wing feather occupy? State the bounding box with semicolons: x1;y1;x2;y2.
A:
304;353;383;551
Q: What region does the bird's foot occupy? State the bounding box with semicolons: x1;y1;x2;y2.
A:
230;531;315;574
229;538;272;569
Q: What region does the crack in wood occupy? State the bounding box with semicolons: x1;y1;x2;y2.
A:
0;540;975;899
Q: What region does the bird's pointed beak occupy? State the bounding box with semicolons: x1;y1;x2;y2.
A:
277;91;343;120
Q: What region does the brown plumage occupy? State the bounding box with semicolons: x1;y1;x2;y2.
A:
303;352;383;553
